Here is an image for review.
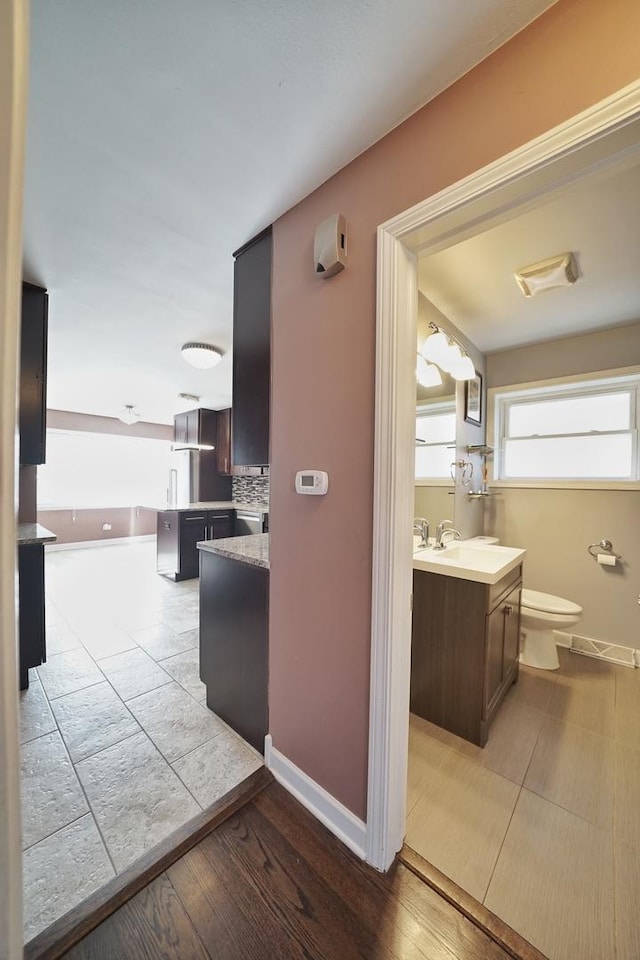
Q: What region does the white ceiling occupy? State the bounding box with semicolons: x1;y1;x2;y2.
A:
418;159;640;353
23;0;556;424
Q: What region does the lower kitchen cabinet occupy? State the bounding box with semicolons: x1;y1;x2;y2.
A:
157;510;234;581
410;565;522;746
199;550;268;753
18;544;46;690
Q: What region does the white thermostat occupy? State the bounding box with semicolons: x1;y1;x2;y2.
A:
295;470;329;495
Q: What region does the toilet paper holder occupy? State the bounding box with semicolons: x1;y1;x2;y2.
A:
587;539;623;562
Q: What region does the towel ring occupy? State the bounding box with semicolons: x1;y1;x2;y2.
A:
587;539;623;562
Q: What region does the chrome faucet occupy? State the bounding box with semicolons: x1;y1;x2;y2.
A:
413;517;430;548
433;519;461;550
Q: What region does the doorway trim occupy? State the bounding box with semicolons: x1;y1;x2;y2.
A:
366;79;640;871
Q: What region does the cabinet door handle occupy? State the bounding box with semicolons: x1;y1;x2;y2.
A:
504;604;513;616
184;516;206;522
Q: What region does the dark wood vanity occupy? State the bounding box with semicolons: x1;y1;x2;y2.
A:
410;564;522;746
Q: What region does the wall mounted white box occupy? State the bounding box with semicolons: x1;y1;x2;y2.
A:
295;470;329;495
314;214;347;278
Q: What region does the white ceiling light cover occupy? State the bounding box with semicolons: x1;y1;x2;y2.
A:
181;343;223;369
514;252;578;297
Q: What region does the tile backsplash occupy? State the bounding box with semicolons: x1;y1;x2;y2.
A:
232;474;270;504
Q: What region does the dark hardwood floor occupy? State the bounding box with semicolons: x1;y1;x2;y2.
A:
62;781;517;960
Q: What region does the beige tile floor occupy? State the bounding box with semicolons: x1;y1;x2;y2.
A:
406;649;640;960
20;539;262;943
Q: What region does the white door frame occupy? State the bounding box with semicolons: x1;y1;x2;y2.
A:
366;79;640;871
0;0;29;954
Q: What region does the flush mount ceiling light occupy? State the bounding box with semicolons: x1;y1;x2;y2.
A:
180;342;223;369
514;252;578;297
416;353;442;388
421;322;476;381
118;405;140;425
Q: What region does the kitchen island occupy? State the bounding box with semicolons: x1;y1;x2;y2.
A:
198;533;268;753
142;501;268;581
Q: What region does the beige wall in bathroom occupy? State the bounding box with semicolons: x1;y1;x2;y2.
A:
486;319;640;386
487;488;639;649
485;323;640;650
414;487;452;526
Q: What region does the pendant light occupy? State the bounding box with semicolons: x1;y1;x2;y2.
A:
118;405;140;425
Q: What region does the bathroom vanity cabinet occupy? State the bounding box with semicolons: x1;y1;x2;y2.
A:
410;564;522;746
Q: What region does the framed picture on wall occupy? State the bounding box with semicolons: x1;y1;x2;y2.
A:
464;372;483;425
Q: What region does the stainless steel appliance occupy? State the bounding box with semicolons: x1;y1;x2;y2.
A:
234;510;267;536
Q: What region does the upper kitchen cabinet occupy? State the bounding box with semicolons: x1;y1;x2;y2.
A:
20;282;48;465
216;407;232;475
232;227;271;466
173;407;217;448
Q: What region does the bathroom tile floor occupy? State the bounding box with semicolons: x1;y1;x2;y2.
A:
20;539;262;944
406;649;640;960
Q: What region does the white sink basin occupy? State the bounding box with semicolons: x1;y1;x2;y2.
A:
413;540;525;584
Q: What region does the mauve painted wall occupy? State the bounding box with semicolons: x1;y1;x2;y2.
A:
269;0;640;819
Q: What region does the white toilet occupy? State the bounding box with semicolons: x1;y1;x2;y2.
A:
519;589;583;670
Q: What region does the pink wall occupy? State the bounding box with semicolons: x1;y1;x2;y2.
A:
47;409;173;441
269;0;640;819
38;507;155;545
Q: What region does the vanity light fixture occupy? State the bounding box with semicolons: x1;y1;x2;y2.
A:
416;353;442;388
180;342;223;369
422;322;475;381
514;252;578;297
118;405;140;425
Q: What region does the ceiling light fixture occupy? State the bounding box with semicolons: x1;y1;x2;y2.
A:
514;252;578;297
421;322;476;381
180;342;223;369
118;405;140;425
416;353;442;388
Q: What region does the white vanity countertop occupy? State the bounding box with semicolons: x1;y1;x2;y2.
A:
413;540;525;585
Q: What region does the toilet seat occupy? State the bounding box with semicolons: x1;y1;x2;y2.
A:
521;588;582;617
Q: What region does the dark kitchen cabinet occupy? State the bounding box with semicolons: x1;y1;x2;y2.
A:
216;407;232;475
410;565;522;746
200;549;269;753
232;227;271;466
173;408;218;448
18;544;46;689
19;282;48;465
157;509;235;581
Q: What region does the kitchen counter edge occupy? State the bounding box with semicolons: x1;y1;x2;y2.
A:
17;523;58;545
198;533;269;569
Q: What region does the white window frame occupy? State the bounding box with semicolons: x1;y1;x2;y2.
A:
488;367;640;489
415;399;456;486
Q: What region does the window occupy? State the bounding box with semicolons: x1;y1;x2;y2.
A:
415;401;456;481
492;375;640;483
38;430;173;509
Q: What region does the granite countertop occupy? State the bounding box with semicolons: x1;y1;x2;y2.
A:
198;533;269;569
140;501;268;513
17;523;58;546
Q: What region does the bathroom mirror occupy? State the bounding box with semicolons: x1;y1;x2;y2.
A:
414;294;487;540
414;373;456;529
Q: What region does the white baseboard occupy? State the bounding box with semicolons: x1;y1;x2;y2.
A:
264;735;367;860
46;534;156;552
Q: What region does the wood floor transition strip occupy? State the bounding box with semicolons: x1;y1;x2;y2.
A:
399;843;550;960
24;766;273;960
